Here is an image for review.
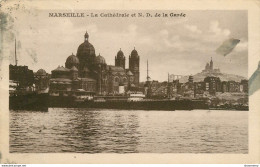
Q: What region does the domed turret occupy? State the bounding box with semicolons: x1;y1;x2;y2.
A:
116;48;125;59
130;47;139;59
95;53;106;65
65;53;79;69
115;48;125;69
129;47;140;86
36;69;47;76
76;31;96;73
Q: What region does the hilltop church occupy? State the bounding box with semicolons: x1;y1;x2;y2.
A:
49;31;140;96
202;57;221;74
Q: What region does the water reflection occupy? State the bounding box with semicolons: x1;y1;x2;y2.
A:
10;109;248;153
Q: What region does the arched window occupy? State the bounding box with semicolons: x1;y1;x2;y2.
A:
115;77;119;82
123;77;127;83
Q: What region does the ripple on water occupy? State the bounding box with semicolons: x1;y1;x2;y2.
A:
10;109;248;153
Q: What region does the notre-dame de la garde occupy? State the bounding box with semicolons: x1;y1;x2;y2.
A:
49;31;140;96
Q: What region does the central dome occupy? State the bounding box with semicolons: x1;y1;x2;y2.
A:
76;31;96;71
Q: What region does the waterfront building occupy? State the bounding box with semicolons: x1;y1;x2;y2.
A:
34;69;50;93
221;81;228;93
227;81;240;92
194;81;205;98
204;76;221;95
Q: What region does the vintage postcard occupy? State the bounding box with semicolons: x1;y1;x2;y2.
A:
0;0;259;164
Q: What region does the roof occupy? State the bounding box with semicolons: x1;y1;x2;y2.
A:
77;41;95;57
36;69;47;75
70;66;78;71
130;48;139;58
112;72;126;76
108;65;125;72
127;70;133;76
95;54;106;64
52;66;70;72
66;54;79;64
79;77;96;82
50;78;72;84
116;49;125;59
50;78;72;82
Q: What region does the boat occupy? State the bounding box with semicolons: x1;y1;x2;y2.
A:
9;39;48;111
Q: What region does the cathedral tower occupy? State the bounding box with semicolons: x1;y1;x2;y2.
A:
210;57;213;70
115;49;125;69
129;48;140;86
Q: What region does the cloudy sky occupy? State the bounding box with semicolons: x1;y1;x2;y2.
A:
8;10;248;81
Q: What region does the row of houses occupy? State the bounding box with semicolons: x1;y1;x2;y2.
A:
145;76;248;98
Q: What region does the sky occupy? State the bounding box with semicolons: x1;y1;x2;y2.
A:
7;10;248;82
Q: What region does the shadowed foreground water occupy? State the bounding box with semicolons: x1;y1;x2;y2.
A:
10;109;248;153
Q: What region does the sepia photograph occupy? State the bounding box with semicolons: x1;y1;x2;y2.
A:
0;0;260;164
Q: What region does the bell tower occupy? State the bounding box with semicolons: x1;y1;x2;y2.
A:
129;47;140;86
210;57;213;70
115;48;126;69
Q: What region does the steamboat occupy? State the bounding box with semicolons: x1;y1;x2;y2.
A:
9;39;48;111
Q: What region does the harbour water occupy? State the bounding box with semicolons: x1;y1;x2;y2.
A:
10;109;248;153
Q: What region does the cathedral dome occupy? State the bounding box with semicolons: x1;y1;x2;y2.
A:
77;41;96;58
130;48;139;58
65;53;79;69
116;49;125;59
36;69;46;76
76;31;96;71
95;54;106;64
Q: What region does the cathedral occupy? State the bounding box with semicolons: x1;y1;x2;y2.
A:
49;31;140;96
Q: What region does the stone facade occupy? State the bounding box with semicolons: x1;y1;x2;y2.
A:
49;31;140;96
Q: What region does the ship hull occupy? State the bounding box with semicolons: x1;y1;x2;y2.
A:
48;96;204;111
9;93;49;111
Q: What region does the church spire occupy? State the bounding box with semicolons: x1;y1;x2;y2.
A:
84;30;89;42
210;57;213;70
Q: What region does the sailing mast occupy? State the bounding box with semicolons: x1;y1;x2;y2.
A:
167;73;171;98
15;38;18;66
146;60;149;81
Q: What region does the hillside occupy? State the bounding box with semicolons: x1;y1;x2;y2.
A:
178;72;247;83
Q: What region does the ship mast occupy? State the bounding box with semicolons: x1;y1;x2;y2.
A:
167;73;171;99
15;38;18;66
146;60;149;81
